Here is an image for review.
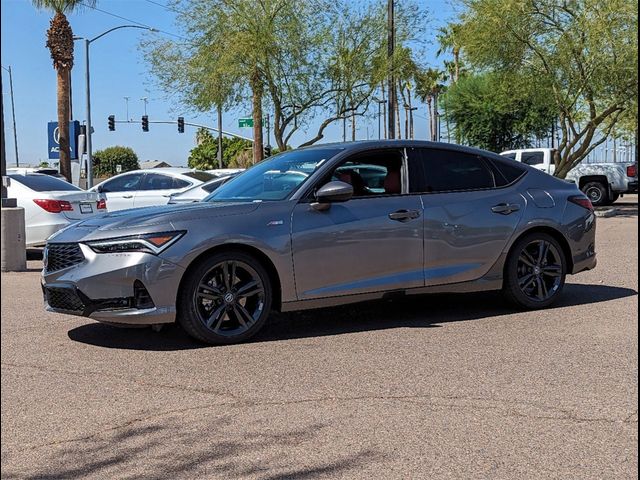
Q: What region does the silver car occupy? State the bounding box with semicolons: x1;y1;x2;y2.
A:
42;141;597;345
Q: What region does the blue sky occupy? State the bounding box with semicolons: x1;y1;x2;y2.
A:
1;0;459;167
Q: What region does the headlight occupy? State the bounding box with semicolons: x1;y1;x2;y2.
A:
85;231;186;255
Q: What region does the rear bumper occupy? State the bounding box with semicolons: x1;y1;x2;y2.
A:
625;181;638;193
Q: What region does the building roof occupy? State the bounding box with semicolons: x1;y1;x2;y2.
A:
140;160;172;169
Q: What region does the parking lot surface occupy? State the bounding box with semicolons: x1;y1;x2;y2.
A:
1;197;637;479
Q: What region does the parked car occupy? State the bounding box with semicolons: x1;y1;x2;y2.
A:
501;148;638;206
42;141;596;345
168;173;240;204
90;168;216;211
6;173;106;247
206;168;245;178
8;167;67;181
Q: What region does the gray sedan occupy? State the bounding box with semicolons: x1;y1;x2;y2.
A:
42;141;597;344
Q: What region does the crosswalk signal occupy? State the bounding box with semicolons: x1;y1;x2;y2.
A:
177;117;184;133
142;115;149;132
108;115;115;131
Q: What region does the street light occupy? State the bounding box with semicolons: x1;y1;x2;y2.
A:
75;25;157;188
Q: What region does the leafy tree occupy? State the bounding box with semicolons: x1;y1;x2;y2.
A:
415;68;446;141
93;146;140;177
442;72;557;152
455;0;638;177
436;23;463;84
188;128;252;170
32;0;96;182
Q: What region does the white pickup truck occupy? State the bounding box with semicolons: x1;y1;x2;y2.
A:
501;148;638;206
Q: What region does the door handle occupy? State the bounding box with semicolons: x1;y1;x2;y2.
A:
122;195;133;199
491;203;520;215
388;209;421;222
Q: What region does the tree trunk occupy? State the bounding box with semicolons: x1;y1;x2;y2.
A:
250;68;264;164
351;110;356;141
381;83;387;139
57;67;71;182
426;98;433;141
395;81;401;140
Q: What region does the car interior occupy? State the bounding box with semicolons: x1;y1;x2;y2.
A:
329;150;404;197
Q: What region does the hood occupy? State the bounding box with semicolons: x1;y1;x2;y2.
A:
48;201;260;242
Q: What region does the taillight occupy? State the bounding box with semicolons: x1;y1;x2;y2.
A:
33;199;73;213
627;164;637;178
568;195;594;212
96;199;107;210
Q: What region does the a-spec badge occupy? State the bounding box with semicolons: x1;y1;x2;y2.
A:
267;220;284;226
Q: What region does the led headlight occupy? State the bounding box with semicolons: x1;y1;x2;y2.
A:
85;231;186;255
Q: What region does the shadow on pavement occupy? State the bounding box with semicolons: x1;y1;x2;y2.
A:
67;282;637;351
2;415;382;480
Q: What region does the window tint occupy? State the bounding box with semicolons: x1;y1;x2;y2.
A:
172;177;191;189
183;171;216;182
8;174;82;192
487;157;527;185
324;150;404;197
140;173;183;191
502;152;517;160
101;174;142;192
202;176;235;193
409;148;495;193
521;151;544;166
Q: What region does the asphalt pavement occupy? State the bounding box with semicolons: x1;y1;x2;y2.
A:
1;197;637;479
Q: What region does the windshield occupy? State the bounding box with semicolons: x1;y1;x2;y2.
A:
204;148;343;202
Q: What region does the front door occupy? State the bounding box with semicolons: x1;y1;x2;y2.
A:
291;149;424;300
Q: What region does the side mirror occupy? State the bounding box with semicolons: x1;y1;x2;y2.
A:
311;181;353;211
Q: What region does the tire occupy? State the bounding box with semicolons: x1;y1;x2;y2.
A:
582;181;609;206
178;251;273;345
502;232;567;309
609;192;620;204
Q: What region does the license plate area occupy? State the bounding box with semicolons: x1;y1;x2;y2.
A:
80;203;93;214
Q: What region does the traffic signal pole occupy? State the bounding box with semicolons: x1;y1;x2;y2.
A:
84;39;94;189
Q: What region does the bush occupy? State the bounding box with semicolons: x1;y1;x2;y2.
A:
93;146;140;176
188;128;252;169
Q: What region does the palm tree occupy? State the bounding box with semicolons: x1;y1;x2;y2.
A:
436;24;462;84
415;68;445;141
33;0;95;182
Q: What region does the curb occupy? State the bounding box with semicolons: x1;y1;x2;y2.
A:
594;208;619;218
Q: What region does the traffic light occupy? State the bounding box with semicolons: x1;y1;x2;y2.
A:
177;116;184;133
142;115;149;132
263;144;272;157
108;115;115;131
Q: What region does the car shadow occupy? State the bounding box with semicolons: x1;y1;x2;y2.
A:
67;282;637;351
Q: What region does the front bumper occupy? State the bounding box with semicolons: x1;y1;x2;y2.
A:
42;243;185;325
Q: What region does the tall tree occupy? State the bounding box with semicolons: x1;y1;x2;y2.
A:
436;23;462;84
33;0;95;182
415;68;445;141
456;0;638;178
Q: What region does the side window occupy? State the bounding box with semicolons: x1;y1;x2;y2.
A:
408;148;495;193
502;152;517;160
324;150;405;198
172;177;191;189
101;174;142;193
521;152;544;166
487;157;527;186
140;173;179;191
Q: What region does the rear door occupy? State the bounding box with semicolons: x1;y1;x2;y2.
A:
99;173;144;211
408;147;525;286
291;148;424;300
133;173;192;208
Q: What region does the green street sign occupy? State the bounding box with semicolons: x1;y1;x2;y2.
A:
238;118;253;128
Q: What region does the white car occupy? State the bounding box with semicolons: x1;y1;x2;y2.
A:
6;173;107;247
90;168;216;211
206;168;245;177
167;174;240;204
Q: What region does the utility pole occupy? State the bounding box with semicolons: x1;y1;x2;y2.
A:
217;105;223;169
387;0;396;140
141;97;148;116
124;96;130;121
2;66;19;166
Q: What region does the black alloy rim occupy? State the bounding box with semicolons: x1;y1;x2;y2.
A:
194;260;265;336
516;240;563;302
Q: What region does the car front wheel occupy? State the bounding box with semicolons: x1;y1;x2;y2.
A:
178;251;272;345
503;233;567;309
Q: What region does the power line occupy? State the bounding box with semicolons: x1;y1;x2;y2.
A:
143;0;185;15
80;2;191;42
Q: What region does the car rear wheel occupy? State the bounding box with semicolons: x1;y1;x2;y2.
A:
503;233;567;309
178;251;272;345
582;181;609;206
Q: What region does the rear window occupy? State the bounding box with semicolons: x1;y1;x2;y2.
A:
183;171;216;182
487;157;527;186
202;176;234;193
8;174;82;192
522;151;544;166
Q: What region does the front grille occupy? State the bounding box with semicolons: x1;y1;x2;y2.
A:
46;243;84;273
45;287;85;312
